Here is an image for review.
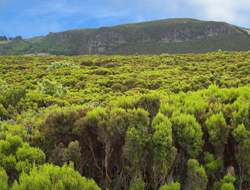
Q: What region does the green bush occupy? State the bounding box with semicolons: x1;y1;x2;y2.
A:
36;78;68;98
48;60;80;71
0;167;8;190
151;112;177;180
11;162;101;190
62;140;81;165
163;59;175;65
213;173;236;190
0;79;8;92
159;182;180;190
0;134;45;173
0;86;26;109
188;159;208;190
129;178;146;190
205;112;229;148
171;113;204;158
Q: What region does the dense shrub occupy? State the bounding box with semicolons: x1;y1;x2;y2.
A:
11;162;100;189
0;134;45;173
1;53;250;189
0;79;8;92
48;60;80;71
0;167;8;190
36;78;68;98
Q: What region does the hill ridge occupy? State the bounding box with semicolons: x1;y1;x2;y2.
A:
0;18;250;55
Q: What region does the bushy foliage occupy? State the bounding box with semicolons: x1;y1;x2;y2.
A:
36;78;68;98
123;108;150;181
163;59;175;65
213;173;236;190
0;79;8;92
0;167;8;190
62;140;81;165
129;178;146;190
11;162;100;189
159;182;180;190
150;113;177;186
204;152;221;176
1;53;250;189
0;86;26;110
0;134;45;173
205;112;230;148
171;113;204;158
48;60;80;71
188;159;208;190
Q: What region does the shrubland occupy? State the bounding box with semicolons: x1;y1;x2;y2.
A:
0;51;250;189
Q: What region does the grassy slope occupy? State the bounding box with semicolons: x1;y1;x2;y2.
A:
242;28;250;34
0;41;10;44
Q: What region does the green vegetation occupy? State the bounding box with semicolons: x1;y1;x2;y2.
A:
47;60;80;71
1;18;250;56
11;163;100;190
36;78;69;98
1;51;250;189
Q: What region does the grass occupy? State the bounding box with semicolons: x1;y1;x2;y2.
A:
0;41;10;44
242;28;250;34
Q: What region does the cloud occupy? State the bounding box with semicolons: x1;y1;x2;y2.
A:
185;0;250;26
125;0;250;26
118;0;250;27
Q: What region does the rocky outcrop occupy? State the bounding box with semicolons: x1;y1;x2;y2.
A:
204;24;235;36
8;36;22;41
88;29;125;53
13;36;22;40
0;35;8;41
140;30;151;42
161;24;236;43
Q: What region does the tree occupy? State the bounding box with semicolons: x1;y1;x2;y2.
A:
11;162;101;189
62;140;82;174
0;134;45;174
204;152;222;187
123;108;150;184
213;173;236;190
206;112;229;148
150;112;177;188
171;113;204;158
205;112;230;164
187;159;208;190
232;123;250;189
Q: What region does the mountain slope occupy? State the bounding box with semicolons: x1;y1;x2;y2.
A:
1;18;250;55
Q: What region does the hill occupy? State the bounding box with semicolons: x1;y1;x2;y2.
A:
1;18;250;55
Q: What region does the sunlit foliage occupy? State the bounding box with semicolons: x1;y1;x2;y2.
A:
0;52;249;189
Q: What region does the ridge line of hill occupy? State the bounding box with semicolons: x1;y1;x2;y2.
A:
0;18;250;55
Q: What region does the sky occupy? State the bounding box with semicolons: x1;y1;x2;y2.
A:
0;0;250;39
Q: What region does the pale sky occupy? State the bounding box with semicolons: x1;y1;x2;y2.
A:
0;0;249;39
